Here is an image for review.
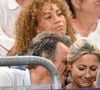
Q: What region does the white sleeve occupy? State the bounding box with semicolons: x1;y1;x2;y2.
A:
0;69;14;86
0;5;5;30
0;35;15;56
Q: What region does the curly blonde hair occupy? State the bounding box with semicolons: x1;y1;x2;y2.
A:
15;0;75;53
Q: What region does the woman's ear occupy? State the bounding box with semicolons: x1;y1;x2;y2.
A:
71;0;81;10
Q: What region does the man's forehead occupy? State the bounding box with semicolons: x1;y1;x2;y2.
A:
56;42;69;51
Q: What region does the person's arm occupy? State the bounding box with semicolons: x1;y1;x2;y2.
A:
6;43;17;56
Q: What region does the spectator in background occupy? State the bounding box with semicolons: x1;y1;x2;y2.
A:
0;0;26;38
66;39;100;89
8;0;76;56
0;31;71;87
0;0;26;56
66;0;100;49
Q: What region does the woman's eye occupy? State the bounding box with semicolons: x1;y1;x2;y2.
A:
44;15;52;19
91;68;97;71
78;67;85;71
91;67;97;71
57;12;63;16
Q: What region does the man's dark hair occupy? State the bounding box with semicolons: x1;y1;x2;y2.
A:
66;0;76;18
26;31;72;61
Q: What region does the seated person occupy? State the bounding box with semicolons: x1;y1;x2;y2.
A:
66;0;100;50
66;39;100;89
0;31;71;87
8;0;75;56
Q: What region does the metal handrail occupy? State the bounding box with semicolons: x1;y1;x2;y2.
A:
0;56;61;89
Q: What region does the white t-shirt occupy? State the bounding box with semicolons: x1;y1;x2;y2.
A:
88;19;100;50
75;19;100;50
0;68;31;86
0;0;21;38
0;0;21;56
0;32;14;56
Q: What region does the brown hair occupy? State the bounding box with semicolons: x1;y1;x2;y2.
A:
15;0;75;53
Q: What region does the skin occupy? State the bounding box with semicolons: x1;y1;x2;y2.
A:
69;54;99;88
71;0;100;17
16;0;25;6
71;0;100;36
30;42;69;86
54;42;69;85
78;0;100;15
37;3;67;35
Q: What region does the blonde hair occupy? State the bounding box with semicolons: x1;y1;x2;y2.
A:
67;39;100;65
15;0;75;53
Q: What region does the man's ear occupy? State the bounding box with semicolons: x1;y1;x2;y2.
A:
71;0;82;9
36;26;41;33
41;52;50;59
67;64;71;71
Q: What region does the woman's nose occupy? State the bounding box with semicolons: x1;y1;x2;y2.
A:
54;16;61;24
85;70;91;79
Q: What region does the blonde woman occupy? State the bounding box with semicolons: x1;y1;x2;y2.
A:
66;39;100;89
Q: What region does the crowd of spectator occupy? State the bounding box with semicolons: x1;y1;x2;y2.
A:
0;0;100;89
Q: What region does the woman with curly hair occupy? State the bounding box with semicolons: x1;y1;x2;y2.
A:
8;0;75;55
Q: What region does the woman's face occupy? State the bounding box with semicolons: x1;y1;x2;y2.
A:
37;3;67;35
70;54;99;88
